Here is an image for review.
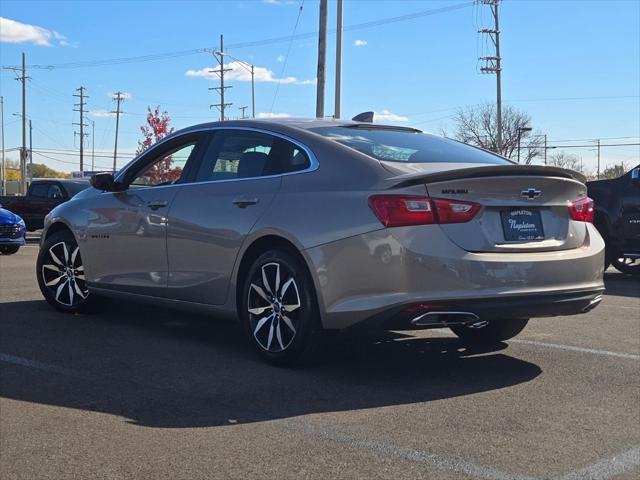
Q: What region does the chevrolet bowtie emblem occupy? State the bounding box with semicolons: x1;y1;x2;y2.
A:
521;188;542;200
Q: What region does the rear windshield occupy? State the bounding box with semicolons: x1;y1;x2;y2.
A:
311;126;510;164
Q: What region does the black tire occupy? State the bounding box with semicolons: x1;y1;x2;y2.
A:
0;245;20;255
240;249;324;366
611;256;640;275
450;318;529;344
604;248;612;271
36;230;100;313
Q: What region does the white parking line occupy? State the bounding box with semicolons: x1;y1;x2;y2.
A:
2;351;638;480
510;339;640;360
0;352;80;377
283;420;537;480
557;447;640;480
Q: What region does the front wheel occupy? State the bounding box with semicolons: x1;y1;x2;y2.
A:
450;318;529;344
36;230;97;313
0;245;20;255
241;249;323;365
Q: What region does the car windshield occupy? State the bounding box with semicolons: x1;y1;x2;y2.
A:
64;181;91;196
311;126;510;164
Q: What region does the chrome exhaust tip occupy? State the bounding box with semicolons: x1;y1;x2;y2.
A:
582;295;603;313
411;311;480;327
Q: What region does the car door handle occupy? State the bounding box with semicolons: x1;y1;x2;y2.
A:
146;200;168;210
233;197;259;208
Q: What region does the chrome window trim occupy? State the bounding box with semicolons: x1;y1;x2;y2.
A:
114;126;319;187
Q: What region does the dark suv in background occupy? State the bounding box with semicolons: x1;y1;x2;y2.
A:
588;165;640;274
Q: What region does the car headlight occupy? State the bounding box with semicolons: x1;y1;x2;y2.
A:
17;218;25;228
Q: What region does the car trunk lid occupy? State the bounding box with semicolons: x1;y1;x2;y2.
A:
383;164;589;253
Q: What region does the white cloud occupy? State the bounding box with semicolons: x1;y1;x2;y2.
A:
258;112;291;119
263;0;296;5
186;62;313;85
0;17;70;46
108;91;132;100
354;39;368;47
276;54;285;63
89;110;116;118
375;109;409;122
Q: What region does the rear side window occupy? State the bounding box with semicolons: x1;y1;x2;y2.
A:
197;130;311;181
311;126;510;164
30;184;49;198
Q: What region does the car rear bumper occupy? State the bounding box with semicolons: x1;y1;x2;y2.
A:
304;223;605;329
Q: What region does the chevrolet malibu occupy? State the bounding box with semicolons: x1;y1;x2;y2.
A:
37;118;605;364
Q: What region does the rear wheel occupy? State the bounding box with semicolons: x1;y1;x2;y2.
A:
0;245;20;255
37;230;98;313
450;318;529;344
241;249;323;365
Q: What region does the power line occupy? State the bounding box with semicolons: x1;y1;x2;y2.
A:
271;0;305;113
545;142;640;149
8;2;474;71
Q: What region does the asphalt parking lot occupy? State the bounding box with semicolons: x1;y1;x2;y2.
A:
1;245;638;480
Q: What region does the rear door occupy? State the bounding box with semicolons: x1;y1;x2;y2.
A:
22;182;51;229
166;128;306;304
85;134;204;295
619;166;640;251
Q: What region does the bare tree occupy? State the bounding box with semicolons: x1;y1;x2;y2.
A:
601;162;628;179
452;103;544;164
547;152;584;172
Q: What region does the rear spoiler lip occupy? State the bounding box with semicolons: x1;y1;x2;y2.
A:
385;165;586;188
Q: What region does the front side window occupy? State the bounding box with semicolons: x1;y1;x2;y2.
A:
130;143;196;187
48;184;64;199
198;130;311;181
30;184;49;198
311;126;510;165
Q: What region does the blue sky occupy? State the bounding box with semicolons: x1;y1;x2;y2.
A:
0;0;638;173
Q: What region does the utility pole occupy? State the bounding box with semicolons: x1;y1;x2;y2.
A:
251;64;255;118
91;120;95;172
28;119;32;183
239;106;248;119
19;53;29;194
479;0;502;154
334;0;343;119
73;86;88;173
543;134;547;165
209;34;232;121
1;96;5;195
111;92;125;173
596;139;601;179
316;0;328;118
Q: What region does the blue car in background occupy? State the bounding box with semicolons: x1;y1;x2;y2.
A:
0;205;26;255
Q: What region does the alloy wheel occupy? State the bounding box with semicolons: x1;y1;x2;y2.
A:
247;262;301;353
41;241;89;307
611;256;640;274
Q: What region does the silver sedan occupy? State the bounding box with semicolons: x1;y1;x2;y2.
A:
37;118;605;364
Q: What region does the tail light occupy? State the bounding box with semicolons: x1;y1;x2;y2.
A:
568;197;594;223
368;195;480;227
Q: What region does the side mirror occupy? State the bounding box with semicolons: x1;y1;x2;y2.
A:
631;167;639;184
90;172;116;191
